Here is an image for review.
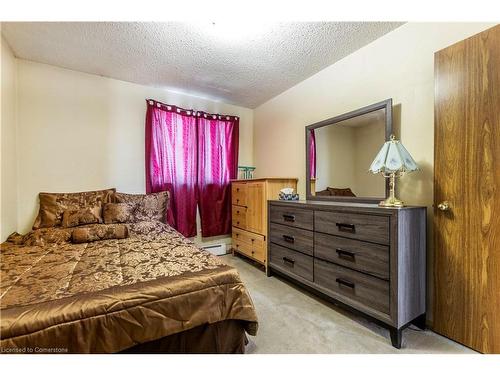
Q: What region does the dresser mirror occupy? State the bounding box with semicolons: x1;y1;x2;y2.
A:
306;99;392;203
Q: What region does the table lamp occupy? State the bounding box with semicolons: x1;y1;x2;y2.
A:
369;134;419;207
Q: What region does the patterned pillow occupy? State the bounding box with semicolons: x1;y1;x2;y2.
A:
103;203;136;224
327;187;356;197
32;188;116;229
72;224;129;244
61;207;103;228
315;189;332;196
114;191;169;223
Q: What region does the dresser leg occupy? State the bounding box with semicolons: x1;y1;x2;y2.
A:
389;328;402;349
412;313;426;330
266;266;272;277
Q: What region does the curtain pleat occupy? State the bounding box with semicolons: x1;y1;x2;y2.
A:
145;100;198;237
309;129;316;179
197;113;239;237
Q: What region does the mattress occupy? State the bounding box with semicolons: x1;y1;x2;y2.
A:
0;221;258;353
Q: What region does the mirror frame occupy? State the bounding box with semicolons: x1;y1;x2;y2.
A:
305;98;392;203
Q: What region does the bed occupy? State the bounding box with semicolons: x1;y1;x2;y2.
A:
0;192;258;354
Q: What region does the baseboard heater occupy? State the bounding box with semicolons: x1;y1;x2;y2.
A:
200;243;228;256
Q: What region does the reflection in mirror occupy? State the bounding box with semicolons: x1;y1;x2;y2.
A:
310;108;386;198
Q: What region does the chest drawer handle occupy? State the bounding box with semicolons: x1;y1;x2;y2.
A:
336;223;355;233
282;214;295;222
282;257;295;267
336;278;355;289
282;235;295;243
336;248;355;261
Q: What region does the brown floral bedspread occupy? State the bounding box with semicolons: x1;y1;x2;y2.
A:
0;221;258;353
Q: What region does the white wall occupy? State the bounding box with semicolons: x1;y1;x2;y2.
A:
315;125;355;192
1;36;18;241
15;60;253;235
352;122;386;197
253;22;496;323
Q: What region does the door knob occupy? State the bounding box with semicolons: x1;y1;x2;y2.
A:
438;201;450;211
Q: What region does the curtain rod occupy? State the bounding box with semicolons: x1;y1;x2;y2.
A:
147;99;239;120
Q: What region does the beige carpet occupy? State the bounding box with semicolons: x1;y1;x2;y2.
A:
222;254;474;354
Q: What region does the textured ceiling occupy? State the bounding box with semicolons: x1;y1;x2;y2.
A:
2;22;402;108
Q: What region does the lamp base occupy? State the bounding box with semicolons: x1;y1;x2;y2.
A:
379;197;405;208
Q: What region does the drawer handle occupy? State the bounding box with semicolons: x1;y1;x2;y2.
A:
336;278;355;289
282;235;295;243
236;210;240;214
336;223;355;233
235;233;239;237
336;248;355;261
282;256;295;267
236;188;240;192
283;214;295;222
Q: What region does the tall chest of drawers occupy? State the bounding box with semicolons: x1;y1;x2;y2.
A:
231;178;298;271
268;200;426;348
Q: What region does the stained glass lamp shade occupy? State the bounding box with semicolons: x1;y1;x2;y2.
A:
369;135;419;207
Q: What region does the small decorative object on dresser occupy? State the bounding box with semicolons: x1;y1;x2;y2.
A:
267;200;426;348
369;134;419;207
237;165;256;179
231;178;298;271
278;187;299;201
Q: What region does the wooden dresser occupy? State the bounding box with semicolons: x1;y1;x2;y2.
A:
268;200;426;348
231;178;298;271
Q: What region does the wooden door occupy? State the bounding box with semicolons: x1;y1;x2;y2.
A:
433;25;500;353
246;182;265;234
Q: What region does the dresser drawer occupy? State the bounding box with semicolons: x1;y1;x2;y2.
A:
314;211;390;245
232;239;252;257
269;205;313;230
232;184;247;207
232;237;266;264
315;233;389;280
252;242;266;263
232;227;265;249
314;259;390;314
232;205;247;229
270;222;313;256
269;243;313;281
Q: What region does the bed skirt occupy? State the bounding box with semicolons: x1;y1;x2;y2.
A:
121;320;248;354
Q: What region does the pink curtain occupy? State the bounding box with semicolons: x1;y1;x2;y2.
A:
145;100;198;237
309;129;316;179
197;112;239;237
